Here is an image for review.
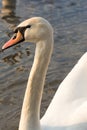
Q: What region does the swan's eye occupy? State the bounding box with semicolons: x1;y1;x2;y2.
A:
26;25;31;28
14;25;31;33
14;28;18;33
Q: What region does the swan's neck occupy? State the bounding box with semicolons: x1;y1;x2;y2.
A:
19;37;53;130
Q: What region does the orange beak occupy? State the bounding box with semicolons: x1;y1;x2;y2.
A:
2;31;24;50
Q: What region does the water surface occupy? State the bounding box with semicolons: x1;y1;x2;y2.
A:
0;0;87;130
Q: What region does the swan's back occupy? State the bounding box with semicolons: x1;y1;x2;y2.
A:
41;52;87;130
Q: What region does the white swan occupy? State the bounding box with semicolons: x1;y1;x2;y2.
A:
2;17;87;130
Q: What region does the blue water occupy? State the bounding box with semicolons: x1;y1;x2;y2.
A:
0;0;87;130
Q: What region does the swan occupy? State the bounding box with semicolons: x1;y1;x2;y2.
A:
2;17;87;130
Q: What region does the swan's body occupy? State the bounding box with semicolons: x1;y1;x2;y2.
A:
2;17;87;130
41;53;87;130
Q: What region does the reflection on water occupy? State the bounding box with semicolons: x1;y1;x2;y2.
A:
1;0;20;24
0;0;87;130
2;47;30;65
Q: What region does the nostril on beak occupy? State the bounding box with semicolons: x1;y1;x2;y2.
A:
12;33;17;39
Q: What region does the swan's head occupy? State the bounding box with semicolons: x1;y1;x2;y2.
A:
2;17;53;50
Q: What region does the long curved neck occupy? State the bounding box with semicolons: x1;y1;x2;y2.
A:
19;37;53;130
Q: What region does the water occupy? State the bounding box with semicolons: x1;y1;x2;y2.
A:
0;0;87;130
